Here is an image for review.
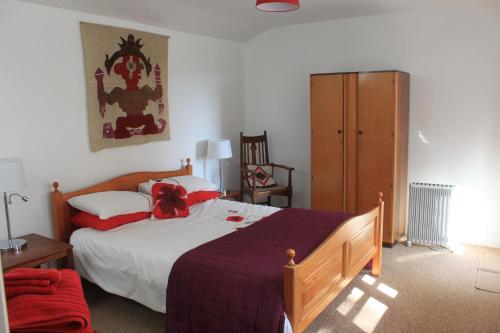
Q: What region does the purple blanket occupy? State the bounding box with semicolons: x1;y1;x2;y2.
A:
165;208;352;333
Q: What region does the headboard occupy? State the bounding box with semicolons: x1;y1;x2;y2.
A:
51;158;192;243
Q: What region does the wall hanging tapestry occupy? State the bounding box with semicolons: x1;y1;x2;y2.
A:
81;22;170;151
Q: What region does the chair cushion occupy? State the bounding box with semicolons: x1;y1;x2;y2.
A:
245;164;277;188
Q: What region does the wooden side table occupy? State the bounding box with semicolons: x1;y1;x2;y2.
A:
221;190;240;201
1;233;73;273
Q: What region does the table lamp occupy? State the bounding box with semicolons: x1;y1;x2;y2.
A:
206;139;232;194
0;158;29;252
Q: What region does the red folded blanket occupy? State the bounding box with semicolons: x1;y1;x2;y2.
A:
4;268;61;299
6;285;57;300
7;269;92;333
4;268;61;284
6;279;51;287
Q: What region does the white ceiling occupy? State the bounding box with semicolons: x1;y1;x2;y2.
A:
21;0;496;41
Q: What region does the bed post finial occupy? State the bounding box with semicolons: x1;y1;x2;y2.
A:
53;182;60;192
185;158;192;175
286;249;296;266
372;192;384;277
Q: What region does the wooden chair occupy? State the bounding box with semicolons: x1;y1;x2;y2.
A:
240;131;294;207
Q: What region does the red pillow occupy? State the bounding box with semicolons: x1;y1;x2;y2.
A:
152;183;189;219
186;191;220;206
71;211;150;231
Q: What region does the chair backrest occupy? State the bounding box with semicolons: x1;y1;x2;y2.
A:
240;131;270;166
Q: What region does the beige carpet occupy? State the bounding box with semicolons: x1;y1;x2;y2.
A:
84;244;500;333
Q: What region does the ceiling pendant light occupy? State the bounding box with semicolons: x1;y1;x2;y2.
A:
256;0;300;12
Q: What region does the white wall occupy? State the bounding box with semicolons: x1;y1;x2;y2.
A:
0;0;244;240
243;4;500;247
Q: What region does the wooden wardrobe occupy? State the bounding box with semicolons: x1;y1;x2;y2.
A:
310;71;409;246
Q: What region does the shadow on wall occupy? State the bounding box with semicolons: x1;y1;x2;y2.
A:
196;140;208;180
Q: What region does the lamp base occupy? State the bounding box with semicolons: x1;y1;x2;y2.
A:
0;238;27;253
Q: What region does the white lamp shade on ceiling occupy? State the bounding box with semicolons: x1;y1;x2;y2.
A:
207;139;233;160
0;158;27;192
256;0;300;12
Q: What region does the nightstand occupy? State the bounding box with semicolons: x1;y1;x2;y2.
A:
1;233;74;273
221;190;240;201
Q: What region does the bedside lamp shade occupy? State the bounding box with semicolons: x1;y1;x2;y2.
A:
206;139;232;194
0;159;27;192
207;139;233;160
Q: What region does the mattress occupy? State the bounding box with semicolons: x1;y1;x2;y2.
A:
70;199;280;313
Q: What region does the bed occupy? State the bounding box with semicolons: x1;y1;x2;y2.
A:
51;159;384;333
71;198;280;313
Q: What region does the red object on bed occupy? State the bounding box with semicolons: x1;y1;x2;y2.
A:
226;215;244;222
152;183;189;219
186;191;220;206
72;211;151;230
165;208;353;333
7;269;92;333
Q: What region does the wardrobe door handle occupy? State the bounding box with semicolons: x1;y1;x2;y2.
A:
358;130;364;135
337;130;342;134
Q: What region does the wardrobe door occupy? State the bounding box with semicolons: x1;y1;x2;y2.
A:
357;72;396;243
343;73;359;214
311;74;344;211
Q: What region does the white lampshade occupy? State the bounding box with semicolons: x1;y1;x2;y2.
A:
207;139;232;160
0;158;27;192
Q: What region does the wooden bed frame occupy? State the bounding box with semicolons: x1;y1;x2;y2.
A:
51;159;193;243
51;158;383;333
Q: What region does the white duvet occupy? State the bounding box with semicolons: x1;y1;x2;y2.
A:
71;199;280;313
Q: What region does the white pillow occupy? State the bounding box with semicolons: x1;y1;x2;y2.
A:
68;191;152;220
139;175;218;195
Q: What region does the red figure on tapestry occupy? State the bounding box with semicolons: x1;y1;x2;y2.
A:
94;34;167;139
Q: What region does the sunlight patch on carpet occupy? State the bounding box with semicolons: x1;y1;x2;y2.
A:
353;297;388;333
336;287;365;316
377;283;398;298
362;274;376;285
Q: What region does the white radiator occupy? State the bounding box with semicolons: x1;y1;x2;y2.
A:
407;182;454;248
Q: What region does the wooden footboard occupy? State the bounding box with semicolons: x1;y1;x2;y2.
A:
284;193;384;333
